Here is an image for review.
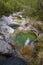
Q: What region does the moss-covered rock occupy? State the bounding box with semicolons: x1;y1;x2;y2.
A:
14;31;37;46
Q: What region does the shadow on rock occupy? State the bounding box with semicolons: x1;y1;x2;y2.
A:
0;57;27;65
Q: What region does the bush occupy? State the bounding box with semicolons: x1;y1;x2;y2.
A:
0;0;43;21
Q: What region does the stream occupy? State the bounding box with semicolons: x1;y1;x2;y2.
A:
0;12;43;65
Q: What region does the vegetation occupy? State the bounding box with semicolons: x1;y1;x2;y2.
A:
0;0;43;20
0;0;43;65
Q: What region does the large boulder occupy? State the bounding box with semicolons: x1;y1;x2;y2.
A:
0;24;14;34
0;39;14;54
0;24;16;55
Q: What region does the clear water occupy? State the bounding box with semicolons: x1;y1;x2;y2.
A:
14;31;37;46
9;24;20;29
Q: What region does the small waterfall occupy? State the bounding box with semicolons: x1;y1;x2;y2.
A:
25;38;30;46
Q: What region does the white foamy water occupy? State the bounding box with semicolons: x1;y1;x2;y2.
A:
25;38;30;46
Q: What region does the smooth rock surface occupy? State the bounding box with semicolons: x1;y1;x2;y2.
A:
0;39;14;54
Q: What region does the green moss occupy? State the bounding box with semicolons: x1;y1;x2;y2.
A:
14;31;37;46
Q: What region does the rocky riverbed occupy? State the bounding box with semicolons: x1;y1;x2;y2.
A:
0;12;43;65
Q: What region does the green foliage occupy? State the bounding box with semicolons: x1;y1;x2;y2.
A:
14;31;37;46
0;0;43;20
37;0;43;21
23;0;38;16
0;0;23;16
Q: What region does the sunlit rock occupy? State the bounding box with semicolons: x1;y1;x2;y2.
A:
1;15;19;25
0;35;4;40
1;16;13;25
24;25;39;36
21;18;27;26
0;24;14;34
0;25;16;54
18;27;24;30
24;25;32;30
0;39;14;54
12;12;23;17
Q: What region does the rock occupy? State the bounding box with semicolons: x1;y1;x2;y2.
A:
24;25;32;30
38;33;43;41
21;18;26;26
12;12;23;17
32;21;43;33
18;27;24;30
17;45;32;60
0;57;27;65
0;31;16;54
0;39;14;54
0;24;14;43
0;20;6;25
0;23;16;55
1;16;13;25
0;24;14;34
38;51;43;59
24;25;39;36
30;40;38;50
0;35;4;40
1;15;19;25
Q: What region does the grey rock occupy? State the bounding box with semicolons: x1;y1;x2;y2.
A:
0;24;14;34
1;16;13;25
0;57;27;65
0;39;14;54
